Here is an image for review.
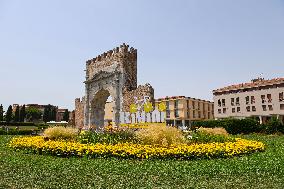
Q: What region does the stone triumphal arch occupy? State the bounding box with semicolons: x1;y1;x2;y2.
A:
75;43;154;130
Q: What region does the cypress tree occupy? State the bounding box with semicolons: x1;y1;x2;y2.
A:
43;105;50;123
50;107;57;121
0;104;3;122
63;109;69;122
14;105;20;122
20;105;26;122
6;105;13;123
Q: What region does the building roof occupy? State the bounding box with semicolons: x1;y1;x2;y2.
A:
213;77;284;93
156;96;213;103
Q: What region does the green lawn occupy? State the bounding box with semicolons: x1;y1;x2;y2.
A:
0;135;284;189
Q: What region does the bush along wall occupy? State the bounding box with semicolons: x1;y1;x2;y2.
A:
0;128;39;135
192;117;284;135
191;118;262;135
0;122;36;126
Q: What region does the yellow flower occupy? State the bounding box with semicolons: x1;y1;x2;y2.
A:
9;136;265;160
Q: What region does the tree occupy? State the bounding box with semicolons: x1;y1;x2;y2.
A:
19;105;26;122
6;105;13;123
50;107;57;121
63;109;69;122
43;105;51;123
14;105;20;122
265;116;284;134
26;107;42;122
0;104;3;121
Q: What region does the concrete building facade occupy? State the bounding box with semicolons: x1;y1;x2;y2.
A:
155;96;214;127
213;77;284;123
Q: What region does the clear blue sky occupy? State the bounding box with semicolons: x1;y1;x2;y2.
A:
0;0;284;110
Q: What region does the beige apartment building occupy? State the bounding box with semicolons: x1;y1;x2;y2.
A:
103;96;214;127
213;77;284;123
155;96;214;127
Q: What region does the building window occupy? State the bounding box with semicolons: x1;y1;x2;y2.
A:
280;104;284;110
267;94;272;103
187;100;190;108
235;97;240;106
245;96;250;105
192;101;195;109
279;92;283;102
237;107;241;112
252;106;256;112
251;96;255;104
231;98;235;106
187;111;190;118
223;108;226;114
198;111;201;118
166;101;170;110
174;100;179;109
246;106;251;112
198;102;200;110
208;112;210;119
218;109;221;114
166;110;170;118
174;109;179;117
262;105;267;111
193;110;196;118
268;105;273;111
232;108;235;113
222;99;226;106
261;95;266;103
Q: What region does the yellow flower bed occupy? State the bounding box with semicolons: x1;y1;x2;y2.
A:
9;136;265;159
120;123;166;129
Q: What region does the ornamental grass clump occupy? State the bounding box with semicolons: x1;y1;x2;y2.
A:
78;129;137;144
189;127;234;143
198;127;229;136
44;126;78;140
135;125;186;146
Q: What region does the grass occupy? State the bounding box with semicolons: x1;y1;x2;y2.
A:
0;134;284;188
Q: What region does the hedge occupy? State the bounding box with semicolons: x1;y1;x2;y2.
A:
191;118;262;135
0;122;36;126
0;128;39;135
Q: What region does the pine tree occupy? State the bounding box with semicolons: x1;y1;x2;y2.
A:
19;105;26;122
0;104;3;122
6;105;13;123
63;109;69;122
14;105;20;122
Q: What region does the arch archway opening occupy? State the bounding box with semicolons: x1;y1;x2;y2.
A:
104;96;114;126
90;89;112;131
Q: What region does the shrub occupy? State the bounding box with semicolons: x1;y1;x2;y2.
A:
0;128;38;135
44;126;78;140
78;129;137;144
192;118;261;134
185;127;234;143
0;122;35;126
263;117;284;134
135;125;186;146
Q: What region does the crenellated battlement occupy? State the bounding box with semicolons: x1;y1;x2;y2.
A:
85;43;138;90
86;43;137;65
